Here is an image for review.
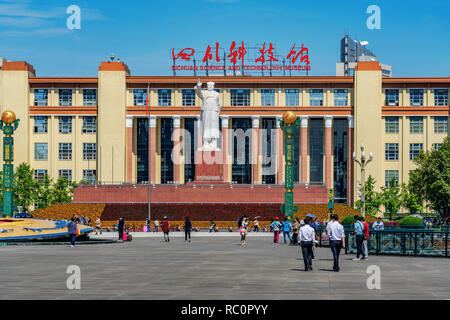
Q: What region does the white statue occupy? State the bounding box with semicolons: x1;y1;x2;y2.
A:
195;79;222;151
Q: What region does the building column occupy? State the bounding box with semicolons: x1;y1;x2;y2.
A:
126;116;133;183
221;116;230;182
149;116;157;184
276;116;284;184
196;115;202;151
347;115;354;206
300;116;308;184
324;116;333;189
173;116;181;184
252;116;260;184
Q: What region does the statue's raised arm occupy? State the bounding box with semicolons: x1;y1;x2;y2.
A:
195;78;203;100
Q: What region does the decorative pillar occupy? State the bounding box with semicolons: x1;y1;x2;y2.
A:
252;116;260;184
149;116;157;184
276;115;284;184
300;116;308;184
324;116;333;189
126;116;133;183
172;116;181;184
196;115;202;151
347;115;354;206
221;116;230;182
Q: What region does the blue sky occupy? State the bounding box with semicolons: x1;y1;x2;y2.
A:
0;0;449;77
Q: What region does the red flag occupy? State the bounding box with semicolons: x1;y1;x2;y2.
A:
146;84;150;116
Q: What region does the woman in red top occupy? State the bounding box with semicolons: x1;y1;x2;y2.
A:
361;217;370;260
162;216;170;242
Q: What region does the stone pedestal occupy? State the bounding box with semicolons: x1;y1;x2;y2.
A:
192;150;224;183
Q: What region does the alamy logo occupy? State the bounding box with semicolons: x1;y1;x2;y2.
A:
366;5;381;30
366;265;381;290
66;265;81;290
66;5;81;30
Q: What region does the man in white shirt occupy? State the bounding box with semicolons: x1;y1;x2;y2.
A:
372;217;384;230
326;214;345;272
299;216;316;271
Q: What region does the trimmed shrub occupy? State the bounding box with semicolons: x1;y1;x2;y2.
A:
399;216;424;229
342;215;358;225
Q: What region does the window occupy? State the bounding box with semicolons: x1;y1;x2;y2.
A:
261;89;275;106
409;143;423;160
231;89;250;106
433;143;442;151
34;89;48;106
34;170;48;182
310;89;323;106
385;89;399;106
34;143;48;160
83;143;96;160
410;89;424;106
34;116;48;133
59;89;72;106
385;170;398;187
158;89;171;106
182;89;196;106
133;89;147;106
385;117;399;133
83;170;96;184
59;143;72;160
285;89;299;106
59;116;72;134
59;170;72;181
434;116;448;133
385;143;399;160
434;89;448;106
82;116;96;133
334;89;348;106
83;89;97;106
410;116;423;133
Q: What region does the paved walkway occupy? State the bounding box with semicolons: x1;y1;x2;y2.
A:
0;236;449;300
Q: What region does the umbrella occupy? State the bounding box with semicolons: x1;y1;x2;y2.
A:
306;214;317;218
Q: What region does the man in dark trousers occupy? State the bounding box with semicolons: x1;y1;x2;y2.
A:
326;214;346;272
298;216;316;271
118;217;125;241
184;216;192;242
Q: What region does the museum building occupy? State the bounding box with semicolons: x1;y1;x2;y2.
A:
0;60;448;207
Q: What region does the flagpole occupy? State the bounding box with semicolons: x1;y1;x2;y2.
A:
147;83;151;224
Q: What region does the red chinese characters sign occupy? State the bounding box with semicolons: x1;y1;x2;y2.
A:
171;41;311;74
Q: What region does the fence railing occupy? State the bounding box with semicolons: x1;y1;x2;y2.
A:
316;226;449;257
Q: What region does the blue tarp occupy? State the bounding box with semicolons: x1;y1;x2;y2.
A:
15;212;33;218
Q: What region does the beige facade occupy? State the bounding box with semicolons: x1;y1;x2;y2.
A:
0;60;448;210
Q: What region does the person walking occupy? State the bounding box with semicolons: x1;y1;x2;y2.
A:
253;218;260;232
118;217;125;241
373;217;384;230
67;216;78;247
162;216;170;242
352;216;364;261
292;218;300;245
326;214;345;272
95;216;102;235
299;216;316;271
270;217;282;244
154;219;159;233
184;216;192;242
282;217;293;244
240;217;249;246
361;217;370;260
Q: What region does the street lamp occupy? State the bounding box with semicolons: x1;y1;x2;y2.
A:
353;143;373;217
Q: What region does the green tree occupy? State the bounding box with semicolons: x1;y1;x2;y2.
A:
35;174;53;210
52;177;77;203
380;177;402;220
409;137;450;219
355;175;381;216
13;163;39;212
400;183;423;215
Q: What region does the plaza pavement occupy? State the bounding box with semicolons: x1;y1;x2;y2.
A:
0;232;449;300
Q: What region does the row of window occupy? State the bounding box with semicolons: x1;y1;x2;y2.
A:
385;116;448;134
34;143;96;161
34;89;97;106
385;89;448;106
34;116;96;134
34;169;96;184
385;143;442;161
133;89;349;107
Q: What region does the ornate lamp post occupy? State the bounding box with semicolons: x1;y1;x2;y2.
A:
353;143;373;218
0;110;20;217
279;111;300;222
